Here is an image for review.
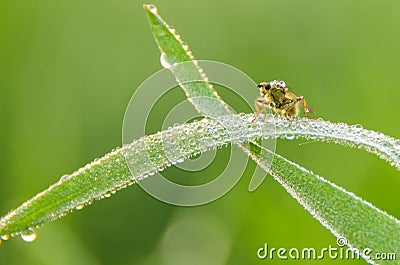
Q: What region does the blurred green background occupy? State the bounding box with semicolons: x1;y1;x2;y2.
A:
0;0;399;264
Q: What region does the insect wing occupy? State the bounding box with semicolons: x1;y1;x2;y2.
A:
305;104;315;114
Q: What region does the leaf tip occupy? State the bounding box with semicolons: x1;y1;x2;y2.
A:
143;4;158;14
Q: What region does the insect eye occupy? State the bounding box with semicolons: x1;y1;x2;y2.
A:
265;83;271;90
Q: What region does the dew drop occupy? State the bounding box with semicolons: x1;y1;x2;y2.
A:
60;174;70;182
299;119;310;130
266;114;275;123
1;234;10;241
393;140;400;151
76;204;84;210
285;134;295;140
144;4;158;14
21;229;37;243
160;53;171;69
247;115;255;123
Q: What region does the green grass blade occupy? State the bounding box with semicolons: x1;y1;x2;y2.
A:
144;4;400;263
0;116;259;239
143;4;231;116
1;7;398;265
1;111;399;264
271;116;400;170
246;141;400;264
143;3;274;191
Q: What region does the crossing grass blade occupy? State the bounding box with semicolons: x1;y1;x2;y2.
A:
144;4;400;264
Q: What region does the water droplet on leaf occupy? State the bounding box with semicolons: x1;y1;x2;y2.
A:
393;140;400;150
144;4;158;14
21;229;37;243
60;174;70;182
285;134;295;140
0;235;10;241
160;53;170;69
160;53;176;69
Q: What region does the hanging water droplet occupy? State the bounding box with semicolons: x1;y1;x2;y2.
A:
76;204;85;210
285;134;295;140
1;234;10;241
21;229;37;243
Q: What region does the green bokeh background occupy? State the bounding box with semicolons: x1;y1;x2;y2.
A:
0;0;399;264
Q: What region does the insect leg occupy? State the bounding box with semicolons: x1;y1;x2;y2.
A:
294;96;311;118
301;97;315;117
252;98;268;122
291;96;309;118
252;100;260;122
